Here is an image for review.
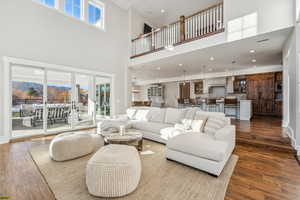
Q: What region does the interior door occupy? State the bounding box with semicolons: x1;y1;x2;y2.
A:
247;73;275;115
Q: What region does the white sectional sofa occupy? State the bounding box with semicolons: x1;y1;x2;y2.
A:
97;106;236;176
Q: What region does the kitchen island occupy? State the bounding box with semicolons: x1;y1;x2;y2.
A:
178;99;252;120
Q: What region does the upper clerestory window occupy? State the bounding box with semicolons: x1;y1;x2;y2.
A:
88;0;105;30
37;0;55;7
34;0;105;31
64;0;82;19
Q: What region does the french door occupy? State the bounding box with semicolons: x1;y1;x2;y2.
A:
11;66;112;138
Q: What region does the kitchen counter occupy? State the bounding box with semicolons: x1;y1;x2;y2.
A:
178;99;252;120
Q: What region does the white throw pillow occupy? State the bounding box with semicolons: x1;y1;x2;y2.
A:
191;115;208;132
126;108;136;119
134;109;150;121
181;119;193;130
204;117;227;136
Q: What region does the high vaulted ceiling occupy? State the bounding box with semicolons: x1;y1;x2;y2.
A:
130;27;292;83
111;0;222;26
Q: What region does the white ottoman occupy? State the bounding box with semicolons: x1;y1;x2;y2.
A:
86;144;141;197
49;132;104;162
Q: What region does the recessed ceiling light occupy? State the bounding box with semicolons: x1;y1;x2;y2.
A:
210;57;215;61
157;67;161;70
250;50;255;53
179;64;183;66
252;59;257;63
161;9;165;13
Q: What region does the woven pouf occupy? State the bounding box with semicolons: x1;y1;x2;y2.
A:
86;144;141;197
49;132;103;162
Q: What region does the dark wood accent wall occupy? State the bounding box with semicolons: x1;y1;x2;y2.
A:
179;82;190;99
246;72;282;117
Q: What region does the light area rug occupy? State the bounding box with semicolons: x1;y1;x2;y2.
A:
29;140;238;200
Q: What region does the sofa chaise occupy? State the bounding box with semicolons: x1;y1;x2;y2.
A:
97;107;236;176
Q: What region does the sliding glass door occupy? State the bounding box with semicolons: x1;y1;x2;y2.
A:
10;65;113;138
11;65;45;138
95;76;111;118
72;74;95;129
46;70;72;133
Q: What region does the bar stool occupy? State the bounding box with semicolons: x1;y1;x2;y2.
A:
224;98;239;119
206;98;218;112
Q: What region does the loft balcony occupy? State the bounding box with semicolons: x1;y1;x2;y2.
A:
131;3;224;59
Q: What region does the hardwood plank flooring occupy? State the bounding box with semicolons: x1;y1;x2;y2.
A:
1;117;300;200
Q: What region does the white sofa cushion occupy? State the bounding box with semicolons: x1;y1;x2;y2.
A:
160;127;185;140
167;133;228;162
164;108;187;124
191;115;208;132
131;121;173;134
134;109;150;121
196;111;230;125
126;108;136;119
148;108;166;123
204;117;227;136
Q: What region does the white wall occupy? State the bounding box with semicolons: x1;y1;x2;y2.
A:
129;9;156;39
0;0;130;137
224;0;294;36
283;25;300;153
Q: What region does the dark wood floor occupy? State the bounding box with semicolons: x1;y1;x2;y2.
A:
1;116;300;200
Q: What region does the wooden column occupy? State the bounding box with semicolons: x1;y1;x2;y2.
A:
179;15;185;42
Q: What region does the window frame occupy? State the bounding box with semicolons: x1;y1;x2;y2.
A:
64;0;84;20
32;0;106;32
87;0;105;30
35;0;56;8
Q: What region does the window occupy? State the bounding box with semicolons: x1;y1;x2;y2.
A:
65;0;82;19
37;0;55;7
228;13;258;42
88;0;104;29
34;0;105;31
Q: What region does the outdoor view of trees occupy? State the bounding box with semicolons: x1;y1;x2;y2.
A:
12;82;73;105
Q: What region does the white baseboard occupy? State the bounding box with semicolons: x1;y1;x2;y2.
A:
0;136;10;144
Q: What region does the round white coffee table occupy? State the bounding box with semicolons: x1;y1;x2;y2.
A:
103;131;143;151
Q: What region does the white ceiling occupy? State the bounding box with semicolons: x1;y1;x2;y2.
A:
112;0;222;26
130;28;292;82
